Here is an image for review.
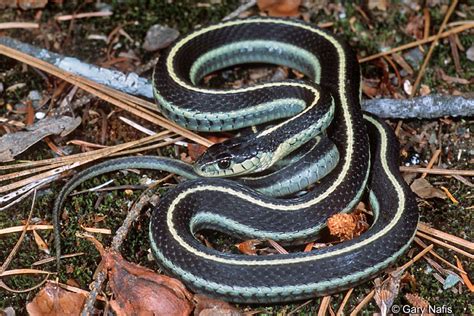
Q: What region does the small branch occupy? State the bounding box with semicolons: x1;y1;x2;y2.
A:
414;238;466;275
359;22;473;63
0;22;39;30
400;166;474;176
350;245;433;315
317;296;332;316
55;11;113;22
336;288;354;316
223;0;257;21
418;222;474;250
416;231;474;259
410;0;458;97
362;94;474;119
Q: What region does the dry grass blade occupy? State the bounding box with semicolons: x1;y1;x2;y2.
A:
359;22;473;63
0;268;54;277
418;222;474;250
410;0;458;97
414;237;466;275
0;225;53;235
0;22;39;29
336;288;354;316
0;130;172;171
416;231;473;259
318;296;331;316
399;166;474;176
350;245;433;315
0;43;213;148
421;149;441;178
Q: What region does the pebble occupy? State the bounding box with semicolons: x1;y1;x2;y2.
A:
467;45;474;62
143;24;180;52
35;112;46;120
28;90;42;109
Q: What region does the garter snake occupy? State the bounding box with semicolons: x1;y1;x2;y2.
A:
53;18;418;303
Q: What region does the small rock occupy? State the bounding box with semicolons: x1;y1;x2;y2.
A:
466;45;474;62
27;90;42;109
35;112;46;120
142;24;179;52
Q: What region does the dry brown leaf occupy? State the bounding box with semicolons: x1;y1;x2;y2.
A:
26;283;86;316
193;294;242;316
257;0;301;17
410;178;447;199
33;230;50;254
105;251;193;316
235;239;261;255
374;271;403;316
405;293;433;315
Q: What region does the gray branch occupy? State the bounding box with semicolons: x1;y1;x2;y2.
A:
1;37;473;119
361;95;474;119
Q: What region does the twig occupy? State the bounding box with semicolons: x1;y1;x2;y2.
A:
416;231;473;259
55;11;113;22
359;22;473;63
318;296;331;316
0;22;39;29
350;245;434;315
0;224;53;235
421;149;441;178
399;166;474;176
0;41;213;148
418;222;474;250
223;0;257;20
410;0;458;97
32;253;85;266
1;191;36;272
414;238;466;275
350;290;374;316
336;288;354;316
287;299;313;316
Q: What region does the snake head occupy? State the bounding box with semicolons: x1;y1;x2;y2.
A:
194;136;269;177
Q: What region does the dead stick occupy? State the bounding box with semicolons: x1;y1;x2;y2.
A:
418;222;474;250
400;166;474;176
410;0;458;97
359;22;473;63
416;231;473;259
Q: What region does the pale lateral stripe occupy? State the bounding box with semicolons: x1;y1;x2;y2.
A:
189;40;322;84
163;117;405;266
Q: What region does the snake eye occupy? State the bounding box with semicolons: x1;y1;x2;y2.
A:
217;154;232;170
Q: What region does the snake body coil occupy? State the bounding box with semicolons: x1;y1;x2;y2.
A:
53;18;418;303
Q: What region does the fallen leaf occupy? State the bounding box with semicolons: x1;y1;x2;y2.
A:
33;230;50;255
0;116;81;162
410;178;447;199
235;239;261;255
405;293;432;315
105;252;193;316
257;0;301;17
26;283;86;315
194;294;242;316
374;271;403;316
